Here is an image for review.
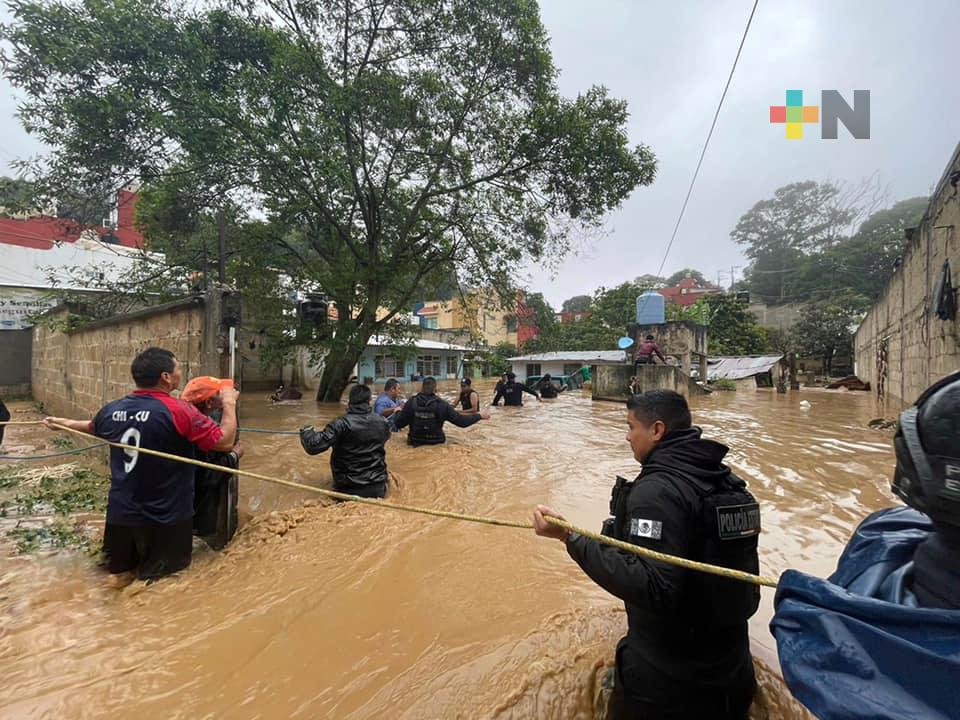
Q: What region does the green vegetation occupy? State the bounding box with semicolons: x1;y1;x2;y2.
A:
487;343;519;376
0;464;108;554
6;0;656;402
8;523;98;554
711;379;737;392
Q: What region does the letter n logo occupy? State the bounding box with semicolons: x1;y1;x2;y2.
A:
821;90;870;139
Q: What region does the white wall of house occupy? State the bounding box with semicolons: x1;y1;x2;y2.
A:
510;360;567;383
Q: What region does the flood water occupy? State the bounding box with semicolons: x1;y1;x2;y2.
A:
0;381;897;719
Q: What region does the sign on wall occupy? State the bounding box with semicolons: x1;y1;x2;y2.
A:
0;290;57;330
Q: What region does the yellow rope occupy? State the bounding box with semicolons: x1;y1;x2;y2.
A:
6;420;781;587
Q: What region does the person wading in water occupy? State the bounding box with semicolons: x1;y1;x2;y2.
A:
533;390;761;719
455;377;480;413
300;384;391;499
491;372;541;406
181;376;242;550
394;376;489;446
44;347;239;581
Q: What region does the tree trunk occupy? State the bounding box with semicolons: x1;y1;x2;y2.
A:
315;329;372;402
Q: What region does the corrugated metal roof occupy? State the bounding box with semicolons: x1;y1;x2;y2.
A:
509;350;626;363
367;335;469;351
707;355;783;380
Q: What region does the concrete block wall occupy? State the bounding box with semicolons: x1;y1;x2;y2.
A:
592;364;705;402
854;143;960;407
32;298;206;418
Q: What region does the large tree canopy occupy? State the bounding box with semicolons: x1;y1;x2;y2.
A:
733;181;860;302
5;0;656;399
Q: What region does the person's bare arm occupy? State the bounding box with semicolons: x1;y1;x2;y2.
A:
211;387;239;451
44;417;94;434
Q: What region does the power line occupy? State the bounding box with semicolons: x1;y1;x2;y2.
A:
653;0;760;280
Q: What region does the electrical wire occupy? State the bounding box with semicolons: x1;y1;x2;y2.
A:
636;0;759;318
653;0;759;280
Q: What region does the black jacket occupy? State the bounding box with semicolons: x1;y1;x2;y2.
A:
566;428;758;716
194;448;240;550
300;401;391;490
0;397;9;446
492;380;539;406
536;379;560;399
394;392;481;446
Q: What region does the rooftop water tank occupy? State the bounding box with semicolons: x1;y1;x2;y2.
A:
636;291;665;325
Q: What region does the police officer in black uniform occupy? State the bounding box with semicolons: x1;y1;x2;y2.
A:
534;389;760;720
891;370;960;609
492;371;541;406
394;377;489;447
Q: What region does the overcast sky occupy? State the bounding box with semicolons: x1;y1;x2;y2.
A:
2;1;959;308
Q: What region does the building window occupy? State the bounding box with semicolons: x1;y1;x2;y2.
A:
563;364;582;376
526;363;541;377
506;316;518;332
375;355;404;378
424;317;439;329
417;355;442;377
446;355;459;377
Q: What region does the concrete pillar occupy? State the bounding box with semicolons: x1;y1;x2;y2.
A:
699;353;708;382
681;352;691;376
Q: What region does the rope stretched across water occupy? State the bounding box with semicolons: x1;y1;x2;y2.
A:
0;425;298;460
0;419;780;588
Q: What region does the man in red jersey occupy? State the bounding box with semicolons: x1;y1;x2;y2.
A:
45;347;239;580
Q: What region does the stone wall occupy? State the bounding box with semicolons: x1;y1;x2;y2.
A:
854;142;960;406
32;297;207;418
748;302;803;330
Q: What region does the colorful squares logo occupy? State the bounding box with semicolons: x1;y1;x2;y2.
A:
770;90;819;139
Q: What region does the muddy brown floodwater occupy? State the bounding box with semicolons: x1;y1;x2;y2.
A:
0;381;897;719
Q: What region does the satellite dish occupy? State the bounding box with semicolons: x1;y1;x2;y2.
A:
617;336;634;350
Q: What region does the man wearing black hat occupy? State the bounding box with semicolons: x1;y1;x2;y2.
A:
492;371;541;406
394;377;489;446
455;377;481;413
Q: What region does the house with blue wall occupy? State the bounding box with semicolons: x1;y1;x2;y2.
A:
356;335;471;384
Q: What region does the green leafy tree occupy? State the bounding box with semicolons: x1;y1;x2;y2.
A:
791;300;858;375
520;292;559;353
733;181;859;302
702;295;767;356
823;196;927;303
0;176;38;215
487;342;518;376
561;294;593;313
6;0;657;400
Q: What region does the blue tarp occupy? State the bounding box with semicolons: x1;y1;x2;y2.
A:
771;507;960;720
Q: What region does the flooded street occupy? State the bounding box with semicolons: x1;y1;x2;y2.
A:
0;382;896;719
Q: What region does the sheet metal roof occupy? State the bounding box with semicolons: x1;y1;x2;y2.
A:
707;355;783;380
509;350;626;363
367;335;469;351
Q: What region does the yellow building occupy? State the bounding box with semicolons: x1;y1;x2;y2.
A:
415;292;521;348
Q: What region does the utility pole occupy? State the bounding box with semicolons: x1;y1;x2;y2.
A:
730;265;741;291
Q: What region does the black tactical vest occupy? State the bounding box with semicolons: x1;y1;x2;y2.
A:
607;470;761;627
410;394;445;444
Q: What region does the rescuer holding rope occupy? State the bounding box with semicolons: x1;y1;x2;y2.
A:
44;347;238;581
533;389;761;720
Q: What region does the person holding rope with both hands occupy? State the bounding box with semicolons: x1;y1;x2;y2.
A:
533;389;761;720
44;347;240;581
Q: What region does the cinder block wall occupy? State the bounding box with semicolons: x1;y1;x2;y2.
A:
854;144;960;407
593;364;704;402
32;299;205;418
